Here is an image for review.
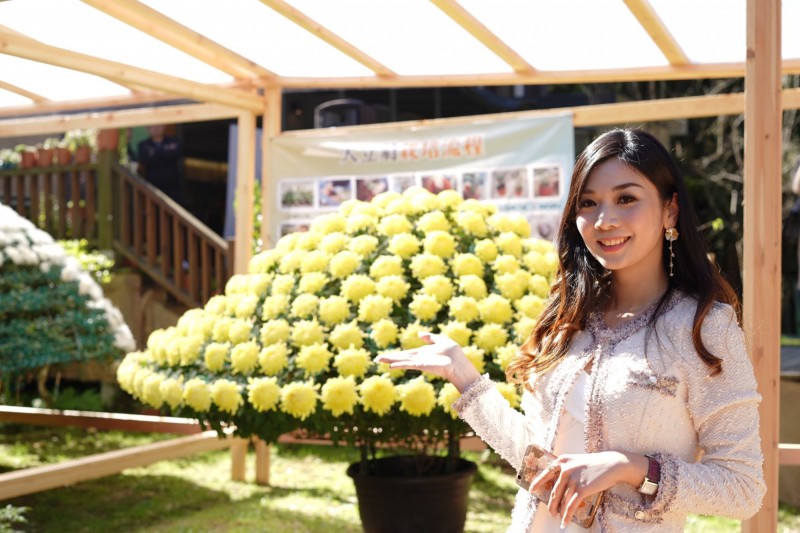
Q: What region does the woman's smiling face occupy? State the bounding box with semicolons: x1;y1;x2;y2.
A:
576;158;678;280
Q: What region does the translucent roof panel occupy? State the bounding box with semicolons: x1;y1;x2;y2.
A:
650;0;745;64
783;0;800;60
458;0;669;71
139;0;375;78
0;0;232;84
0;89;33;108
0;55;130;102
284;0;514;76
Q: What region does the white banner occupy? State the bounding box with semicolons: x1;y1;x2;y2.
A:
268;112;574;243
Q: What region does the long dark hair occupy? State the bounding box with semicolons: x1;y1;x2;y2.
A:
506;128;739;390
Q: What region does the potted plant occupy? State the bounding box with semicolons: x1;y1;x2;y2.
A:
16;144;37;169
55;138;72;166
37;138;60;168
0;148;20;170
116;187;557;532
96;128;120;151
64;129;96;165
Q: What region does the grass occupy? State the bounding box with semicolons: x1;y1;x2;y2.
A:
1;426;798;532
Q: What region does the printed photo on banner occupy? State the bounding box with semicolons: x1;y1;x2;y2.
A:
459;171;489;200
491;167;529;201
356;176;389;202
419;172;457;194
279;180;316;210
389;174;417;193
319;178;353;207
532;164;562;198
279;220;312;237
527;212;561;242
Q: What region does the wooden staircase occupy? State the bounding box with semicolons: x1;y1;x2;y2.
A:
0;151;231;308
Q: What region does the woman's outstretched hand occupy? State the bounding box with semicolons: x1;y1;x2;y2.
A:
374;332;482;392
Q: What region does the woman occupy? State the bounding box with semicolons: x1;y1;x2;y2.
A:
376;129;765;532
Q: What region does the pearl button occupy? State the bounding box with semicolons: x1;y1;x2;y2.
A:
635;510;645;520
649;376;658;384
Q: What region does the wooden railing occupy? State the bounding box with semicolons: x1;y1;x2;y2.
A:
0;152;230;309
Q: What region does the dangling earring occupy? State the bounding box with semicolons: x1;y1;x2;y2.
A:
665;227;679;277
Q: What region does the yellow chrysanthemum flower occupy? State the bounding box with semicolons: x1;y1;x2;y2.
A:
376;275;410;303
291;319;325;347
359;375;397;415
248;249;281;274
494;344;518;371
290;293;319;319
493;254;521;274
387;233;420;259
378;214;413;236
247;377;280;412
529;274;550;298
529;238;556;254
248;273;273;297
543;251;559;278
478;294;513;325
409;253;446;280
357;294;394;323
183;378;212;412
260;319;290;345
397;376;436;416
299;272;329;294
225;274;248;294
280;381;318;420
423;231;456;258
340;274;376;303
496;232;523;258
258;342;289;375
321;376;359;416
204;295;228;316
131;367;152;398
474;323;509;354
417;210;450;233
348;234;379;257
406;188;440;214
330;321;365;350
224;294;244;316
448;296;480;323
329;250;361;279
346;213;378;234
235;294;259;319
159;378;183;410
211;317;234;342
318;295;352;326
508;213;532;238
370;319;399;348
496;271;528;301
463;346;486;373
399;322;427;350
116;353;140;392
385;197;415;216
451;253;484;278
300;250;330;273
296;343;333;375
438;383;461;419
296;232;322;251
487;213;515;233
437;189;463;209
439;321;471;347
422;275;454;303
409;292;442;321
271;274;296;295
496;382;521;409
165;338;182;366
278;250;304;273
369;255;404;279
515;316;538;343
334;346;373;378
516;294;546;319
204;342;229;372
351;201;381;218
372;191;401;208
211;379;243;414
141;373;164;408
319;232;348;254
458;275;487;300
228;319;253;345
474;239;499;262
523;250;547;273
261;294;290;320
275;233;299;251
310;213;347;234
231;341;259;375
179;335;204;366
454;210;488;237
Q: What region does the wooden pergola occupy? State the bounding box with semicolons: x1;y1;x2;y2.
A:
0;0;796;530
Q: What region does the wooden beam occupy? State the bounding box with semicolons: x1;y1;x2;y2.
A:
279;60;800;89
0;406;203;434
741;0;781;530
0;80;48;103
0;29;264;112
430;0;534;73
0;103;240;137
261;86;281;251
258;0;395;77
81;0;275;81
0;430;233;501
234;111;256;274
779;443;800;466
622;0;689;66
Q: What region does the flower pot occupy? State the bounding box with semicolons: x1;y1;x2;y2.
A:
56;147;72;166
20;150;38;169
97;128;119;151
347;456;477;533
74;145;92;165
37;147;54;167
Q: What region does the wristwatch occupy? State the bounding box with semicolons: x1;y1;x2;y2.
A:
638;455;661;495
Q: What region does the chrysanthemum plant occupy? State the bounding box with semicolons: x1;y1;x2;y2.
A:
118;187;556;472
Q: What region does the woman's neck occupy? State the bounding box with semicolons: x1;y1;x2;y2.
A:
608;270;669;316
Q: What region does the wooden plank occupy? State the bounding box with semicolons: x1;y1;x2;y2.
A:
81;0;275;80
741;0;781;531
113;244;196;308
160;208;169;278
622;0;688;66
69;171;81;238
261;86;281;250
188;229;199;302
146;197;157;266
430;0;535;73
56;171;66;238
0;430;233;501
173;217;184;294
42;171;52;234
779;443;800;466
119;178;130;248
230;437;248;482
96;151;113;249
85;169;96;240
14;174;24;215
215;248;225;296
29;172;39;227
0;30;263;112
254;438;270;486
132;186;142;256
0;406;203;434
259;0;395;77
234;111;256;274
201;240;211;304
0;79;48;103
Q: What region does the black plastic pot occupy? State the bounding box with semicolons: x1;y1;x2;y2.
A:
346;455;477;533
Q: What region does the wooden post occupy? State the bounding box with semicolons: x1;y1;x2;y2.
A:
742;0;781;531
261;86;282;251
230;437;248;482
254;437;270;486
233;110;256;274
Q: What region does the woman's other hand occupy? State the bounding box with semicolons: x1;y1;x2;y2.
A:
374;331;481;392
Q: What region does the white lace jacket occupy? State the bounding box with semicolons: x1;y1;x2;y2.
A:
453;292;765;532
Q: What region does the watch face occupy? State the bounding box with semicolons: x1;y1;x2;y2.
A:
639;479;658;495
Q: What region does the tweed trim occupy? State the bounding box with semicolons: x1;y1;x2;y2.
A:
603;453;680;524
628;369;679;397
452;373;493;412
